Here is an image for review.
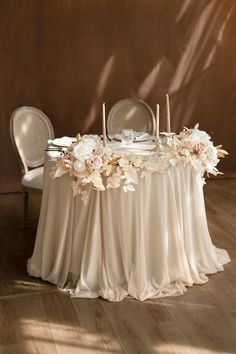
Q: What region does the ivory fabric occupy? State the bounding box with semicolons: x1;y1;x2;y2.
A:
28;152;230;301
21;166;44;190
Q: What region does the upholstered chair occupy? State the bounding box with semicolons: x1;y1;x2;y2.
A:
10;106;54;224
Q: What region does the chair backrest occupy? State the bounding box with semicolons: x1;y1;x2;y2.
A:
107;98;155;135
10;106;54;173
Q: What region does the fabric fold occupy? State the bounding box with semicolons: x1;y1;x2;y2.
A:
27;158;231;302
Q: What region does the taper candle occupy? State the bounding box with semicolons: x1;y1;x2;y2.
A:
166;94;171;133
102;102;106;147
156;104;160;140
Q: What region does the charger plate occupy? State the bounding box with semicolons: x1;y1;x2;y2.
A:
107;98;155;135
50;137;76;147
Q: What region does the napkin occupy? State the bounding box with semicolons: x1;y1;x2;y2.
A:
48;136;77;147
134;132;151;140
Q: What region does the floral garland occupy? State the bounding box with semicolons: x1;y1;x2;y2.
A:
51;124;228;204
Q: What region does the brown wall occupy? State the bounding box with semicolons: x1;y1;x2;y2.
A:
1;0;236;192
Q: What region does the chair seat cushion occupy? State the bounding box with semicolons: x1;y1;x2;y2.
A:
21;166;44;190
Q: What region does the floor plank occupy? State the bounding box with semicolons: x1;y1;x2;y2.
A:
13;294;58;354
72;298;124;353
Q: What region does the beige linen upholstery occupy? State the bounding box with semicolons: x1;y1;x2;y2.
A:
107;98;155;135
10;106;54;224
21;167;44;190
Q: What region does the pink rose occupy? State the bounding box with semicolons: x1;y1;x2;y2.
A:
93;144;105;157
86;155;103;170
194;142;207;153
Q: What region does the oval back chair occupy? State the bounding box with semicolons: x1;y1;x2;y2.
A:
107;98;155;136
10;106;54;224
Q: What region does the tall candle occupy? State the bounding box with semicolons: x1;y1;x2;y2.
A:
102;102;106;147
156;104;160;140
166;93;171;133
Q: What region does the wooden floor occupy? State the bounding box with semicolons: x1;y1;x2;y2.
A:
0;179;236;354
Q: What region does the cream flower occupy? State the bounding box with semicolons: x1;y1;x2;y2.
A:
73;142;93;160
73;159;85;173
107;173;122;189
118;158;128;168
180;140;194;151
82;171;105;190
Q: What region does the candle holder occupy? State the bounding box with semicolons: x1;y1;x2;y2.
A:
160;132;176;145
155;137;164;153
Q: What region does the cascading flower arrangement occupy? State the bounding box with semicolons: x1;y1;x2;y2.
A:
51;135;144;204
51;125;228;203
166;124;228;184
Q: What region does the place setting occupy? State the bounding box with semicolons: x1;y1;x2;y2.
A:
99;94;174;155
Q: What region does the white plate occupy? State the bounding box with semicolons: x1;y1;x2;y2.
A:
50;137;77;147
113;132;152;142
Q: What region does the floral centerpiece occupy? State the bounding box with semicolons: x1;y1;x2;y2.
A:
51;134;144;204
166;124;228;184
51;125;228;203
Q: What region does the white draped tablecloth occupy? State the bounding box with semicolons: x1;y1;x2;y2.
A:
28;145;230;301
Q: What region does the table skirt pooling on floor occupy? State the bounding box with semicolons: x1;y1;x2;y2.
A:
27;157;230;301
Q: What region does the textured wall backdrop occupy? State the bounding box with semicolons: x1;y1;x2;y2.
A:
0;0;236;192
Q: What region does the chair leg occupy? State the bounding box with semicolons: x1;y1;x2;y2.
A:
23;191;29;226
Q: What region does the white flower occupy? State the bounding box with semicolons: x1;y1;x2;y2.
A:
118;158;128;168
81;136;98;149
73;159;85;173
73;142;93;160
187;128;211;144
